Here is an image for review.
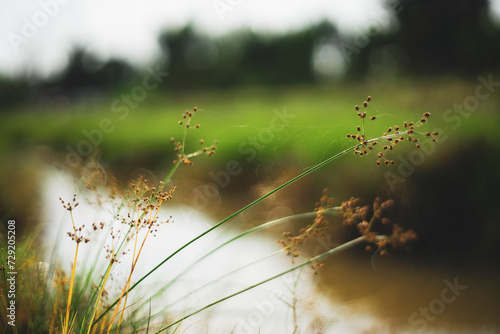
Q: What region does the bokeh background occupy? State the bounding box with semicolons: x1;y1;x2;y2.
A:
1;0;500;332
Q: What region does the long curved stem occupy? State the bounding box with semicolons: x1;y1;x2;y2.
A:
141;209;339;312
155;235;388;333
63;242;79;334
93;144;357;325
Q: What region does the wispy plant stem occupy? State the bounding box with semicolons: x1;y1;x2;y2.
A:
95;143;358;324
155;235;388;332
86;260;113;334
63;211;79;334
63;242;79;334
163;161;181;185
156;209;340;306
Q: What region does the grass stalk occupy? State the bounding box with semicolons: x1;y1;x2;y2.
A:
155;235;388;332
86;261;113;334
63;210;80;334
62;242;79;334
49;274;64;334
107;203;164;332
95;143;359;324
153;209;340;309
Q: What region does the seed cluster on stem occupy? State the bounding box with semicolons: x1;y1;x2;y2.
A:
346;96;439;166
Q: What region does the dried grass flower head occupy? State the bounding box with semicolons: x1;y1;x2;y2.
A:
277;189;418;274
346;96;439;166
60;194;94;244
171;106;217;165
341;196;417;256
119;175;175;233
277;189;333;257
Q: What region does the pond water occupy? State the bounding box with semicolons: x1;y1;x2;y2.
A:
41;169;499;333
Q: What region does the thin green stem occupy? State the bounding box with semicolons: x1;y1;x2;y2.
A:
181;120;189;152
155;210;339;296
362;115;366;140
86;262;113;334
142;206;334;313
155;235;388;332
163;161;181;185
163;250;284;311
94;144;357;325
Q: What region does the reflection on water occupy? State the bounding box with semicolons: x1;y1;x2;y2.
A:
317;251;500;333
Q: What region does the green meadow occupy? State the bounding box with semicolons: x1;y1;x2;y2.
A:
2;79;499;170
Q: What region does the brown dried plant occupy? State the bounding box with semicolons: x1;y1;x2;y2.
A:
277;97;429;274
346;96;438;166
278;190;418;275
54;107;217;333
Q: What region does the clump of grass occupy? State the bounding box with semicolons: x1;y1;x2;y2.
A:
0;225;49;333
106;181;175;332
44;107;216;333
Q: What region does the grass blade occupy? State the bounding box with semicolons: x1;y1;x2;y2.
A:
95;144;356;324
155;235;388;332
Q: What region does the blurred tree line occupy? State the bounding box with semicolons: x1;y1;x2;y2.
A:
1;0;499;107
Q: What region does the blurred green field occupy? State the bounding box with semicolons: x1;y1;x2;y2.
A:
2;79;499;174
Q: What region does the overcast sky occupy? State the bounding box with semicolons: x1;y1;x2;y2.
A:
1;0;499;79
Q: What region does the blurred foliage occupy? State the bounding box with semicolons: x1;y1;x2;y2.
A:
349;0;500;78
48;49;136;92
157;23;332;87
1;0;499;108
0;76;30;108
